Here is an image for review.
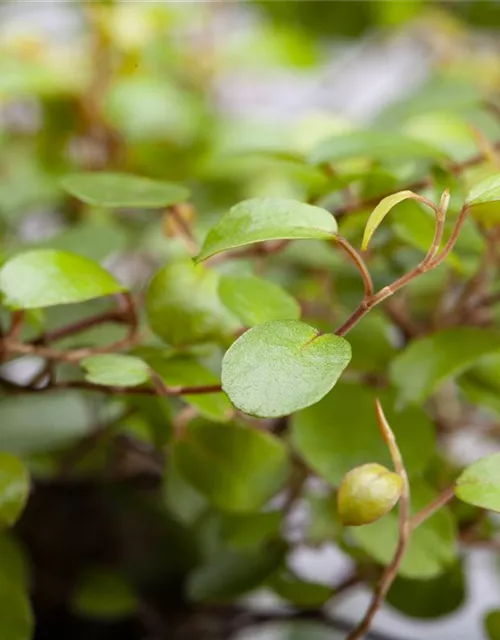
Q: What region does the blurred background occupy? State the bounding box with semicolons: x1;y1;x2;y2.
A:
3;1;500;639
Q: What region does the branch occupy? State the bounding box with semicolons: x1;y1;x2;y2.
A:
332;234;374;297
335;196;465;337
347;399;411;640
411;485;455;529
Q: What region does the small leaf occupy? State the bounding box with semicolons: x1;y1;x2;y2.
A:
145;260;237;346
361;190;420;250
0;454;29;527
218;275;300;327
390;327;500;406
291;382;435;485
173;421;289;512
71;568;138;619
0;581;33;640
143;353;232;422
309;130;447;166
195;197;337;262
455;453;500;511
187;541;286;602
349;480;456;579
222;320;351;418
387;562;465;619
269;570;332;608
0;250;124;309
60;172;189;208
485;610;500;640
81;354;150;388
466;174;500;225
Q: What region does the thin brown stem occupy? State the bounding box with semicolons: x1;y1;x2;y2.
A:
347;400;411;640
36;309;126;345
332;234;374;297
411;485;455;530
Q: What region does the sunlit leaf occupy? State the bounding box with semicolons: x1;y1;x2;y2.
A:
0;250;124;309
361;190;421;250
195;197;337;262
222;320;351;418
455;453;500;512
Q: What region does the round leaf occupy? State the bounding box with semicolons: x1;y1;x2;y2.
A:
349;480;457;579
222;320;351;418
291;382;435;485
0;250;124;309
195;197;337;262
218;275;300;327
0;454;29;527
455;452;500;511
60;172;189;208
81;354;150;388
145;260;237;346
173;421;289;512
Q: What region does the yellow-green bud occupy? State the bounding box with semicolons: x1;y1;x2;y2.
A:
337;462;403;526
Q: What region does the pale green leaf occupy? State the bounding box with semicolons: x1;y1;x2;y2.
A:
145;260;238;346
309;130;447;166
455;453;500;512
218;275;300;327
222;320;351;418
361;190;420;250
60;172;189;208
0;249;124;309
195;197;337;262
81;354;150;388
173;421;289;512
390;328;500;406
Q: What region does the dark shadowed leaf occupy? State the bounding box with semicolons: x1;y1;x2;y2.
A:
486;610;500;640
173;421;289;512
71;568;138;619
0;454;29;527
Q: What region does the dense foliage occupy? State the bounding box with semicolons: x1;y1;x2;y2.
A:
4;2;500;639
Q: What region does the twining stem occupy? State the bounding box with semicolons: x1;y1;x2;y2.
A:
332;234;374;298
411;485;455;529
335;196;465;337
347;400;411;640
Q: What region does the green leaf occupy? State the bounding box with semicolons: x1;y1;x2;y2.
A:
173;421;289;512
81;354;150;388
389;327;500;406
309;130;447;166
361;190;422;250
0;249;124;309
144;354;232;422
291;382;435;485
60;172;189;208
187;541;286;602
218;275;300;327
268;570;332;608
349;480;456;579
71;568;138;619
222;320;351;418
0;580;33;640
195;197;337;262
466;174;500;225
455;453;500;511
485;610;500;640
220;511;282;550
145;260;237;346
0;392;92;455
0;454;29;528
0;533;30;588
387;562;465;619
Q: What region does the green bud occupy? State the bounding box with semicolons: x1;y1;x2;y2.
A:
337;462;403;526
